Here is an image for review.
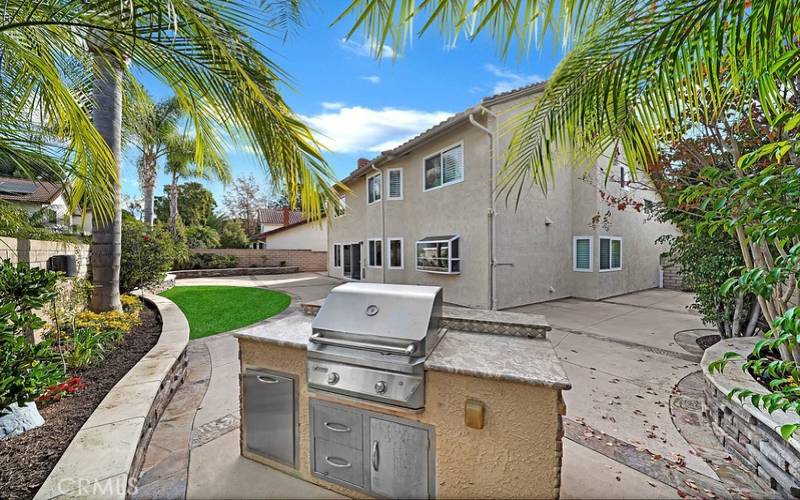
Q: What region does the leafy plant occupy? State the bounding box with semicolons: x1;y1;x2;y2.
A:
175;253;238;270
219;220;250;249
186;225;221;249
120;216;175;293
0;260;58;314
0;305;64;414
37;376;86;404
60;327;119;369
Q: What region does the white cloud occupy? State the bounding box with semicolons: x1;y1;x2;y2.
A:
339;38;396;58
485;64;544;94
321;101;346;110
361;75;381;84
300;106;453;154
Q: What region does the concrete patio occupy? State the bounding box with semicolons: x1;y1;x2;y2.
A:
132;277;760;499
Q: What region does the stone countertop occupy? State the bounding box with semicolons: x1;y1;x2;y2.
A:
235;312;569;391
427;330;571;390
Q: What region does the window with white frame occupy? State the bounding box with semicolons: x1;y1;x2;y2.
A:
424;144;463;191
387;238;403;269
333;244;341;268
573;236;593;272
367;173;382;204
416;235;460;274
334;195;346;218
600;237;622;271
368;238;382;267
387;168;403;200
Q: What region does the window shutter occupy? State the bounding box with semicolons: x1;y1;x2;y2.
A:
575;239;591;270
389;170;402;198
599;238;611;270
442;146;463;184
611;240;621;268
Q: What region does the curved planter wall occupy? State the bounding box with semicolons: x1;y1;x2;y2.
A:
701;337;800;497
35;294;190;500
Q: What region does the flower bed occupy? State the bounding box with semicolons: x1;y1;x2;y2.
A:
0;303;161;500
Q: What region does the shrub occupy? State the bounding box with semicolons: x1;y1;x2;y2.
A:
175;253;238;270
0;259;58;320
186;225;221;249
0;305;64;414
219;220;250;248
120;216;174;293
61;327;120;368
74;309;140;334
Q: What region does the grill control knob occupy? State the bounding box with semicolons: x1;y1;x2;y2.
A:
374;381;387;394
327;372;340;385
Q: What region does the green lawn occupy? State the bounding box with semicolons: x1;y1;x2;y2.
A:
160;285;291;340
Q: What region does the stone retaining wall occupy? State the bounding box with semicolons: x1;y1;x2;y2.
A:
0;236;89;275
190;248;326;272
34;294;190;500
702;337;800;497
171;266;299;279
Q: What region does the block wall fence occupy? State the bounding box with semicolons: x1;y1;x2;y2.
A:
189;248;327;272
0;237;90;275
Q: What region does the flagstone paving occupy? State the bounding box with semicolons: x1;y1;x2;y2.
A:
134;280;767;499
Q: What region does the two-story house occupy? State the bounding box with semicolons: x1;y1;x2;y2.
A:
327;83;676;309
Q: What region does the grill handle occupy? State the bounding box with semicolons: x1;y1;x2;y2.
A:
310;333;416;356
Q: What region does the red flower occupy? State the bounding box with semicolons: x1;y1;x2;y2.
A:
143;235;150;242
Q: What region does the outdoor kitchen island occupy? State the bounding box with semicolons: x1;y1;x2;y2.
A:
235;283;571;499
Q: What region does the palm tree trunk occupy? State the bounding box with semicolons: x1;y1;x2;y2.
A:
169;171;179;233
140;154;157;227
89;53;123;312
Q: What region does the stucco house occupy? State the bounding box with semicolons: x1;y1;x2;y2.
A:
0;177;68;225
251;207;327;251
327;83;677;309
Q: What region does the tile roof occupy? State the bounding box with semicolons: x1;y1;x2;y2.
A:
256;207;305;226
250;214;326;241
339;80;549;185
0;177;63;203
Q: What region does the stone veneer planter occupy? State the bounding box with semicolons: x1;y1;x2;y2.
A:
34;294;190;500
701;337;800;497
171;266;299;279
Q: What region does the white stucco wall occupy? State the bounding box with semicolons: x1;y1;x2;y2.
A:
265;220;327;251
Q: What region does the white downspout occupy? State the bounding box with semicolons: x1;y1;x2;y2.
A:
468;106;498;310
370;164;386;283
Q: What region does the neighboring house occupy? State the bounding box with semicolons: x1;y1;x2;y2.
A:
256;207;305;234
0;177;68;227
327;83;677;310
251;207;327;251
70;207;93;236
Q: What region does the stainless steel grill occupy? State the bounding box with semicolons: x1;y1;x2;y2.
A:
307;282;444;409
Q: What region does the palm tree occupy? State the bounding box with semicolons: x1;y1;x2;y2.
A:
2;1;340;311
164;134;231;233
127;92;182;227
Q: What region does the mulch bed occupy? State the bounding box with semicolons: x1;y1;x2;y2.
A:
0;304;162;500
696;334;722;351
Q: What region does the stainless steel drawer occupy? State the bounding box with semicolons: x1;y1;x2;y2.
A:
313;438;364;488
313;403;363;449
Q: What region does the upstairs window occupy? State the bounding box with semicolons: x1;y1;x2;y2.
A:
367;173;382;204
424;144;463;191
600;237;622;271
573;236;593;272
334;195;346;218
368;238;382;267
387;168;403;200
416;235;460;274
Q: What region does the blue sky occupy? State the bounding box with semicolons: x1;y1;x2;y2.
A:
123;3;564;209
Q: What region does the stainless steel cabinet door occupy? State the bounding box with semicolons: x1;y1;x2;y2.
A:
242;369;295;467
369;417;430;499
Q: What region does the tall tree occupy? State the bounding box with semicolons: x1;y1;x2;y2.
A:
223;175;270;235
154;182;216;227
164;135;230;233
2;1;340;311
127;93;182;226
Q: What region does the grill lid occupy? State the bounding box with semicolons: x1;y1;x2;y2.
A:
312;282;442;342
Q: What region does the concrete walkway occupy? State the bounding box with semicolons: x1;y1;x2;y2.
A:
135;280;758;499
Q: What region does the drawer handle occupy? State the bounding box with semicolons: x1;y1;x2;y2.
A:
324;456;352;468
324;421;351;433
256;375;280;384
371;440;380;471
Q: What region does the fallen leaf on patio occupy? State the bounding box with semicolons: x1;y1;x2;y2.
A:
677;489;688;498
583;430;593;438
615;476;621;482
648;481;658;488
684;479;698;490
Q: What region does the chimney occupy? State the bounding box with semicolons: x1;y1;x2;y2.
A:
357;158;369;169
283;206;290;226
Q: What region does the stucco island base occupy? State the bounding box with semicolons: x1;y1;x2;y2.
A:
238;339;566;499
